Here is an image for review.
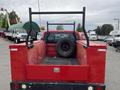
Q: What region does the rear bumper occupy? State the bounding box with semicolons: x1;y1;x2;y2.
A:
10;82;105;90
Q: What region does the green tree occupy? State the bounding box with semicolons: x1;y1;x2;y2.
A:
95;26;101;35
0;13;4;28
9;10;20;25
101;24;114;35
94;24;114;35
1;18;6;28
0;13;8;28
56;25;64;30
76;23;83;32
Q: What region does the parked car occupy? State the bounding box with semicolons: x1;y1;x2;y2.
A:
5;28;27;43
112;35;120;52
114;35;120;42
87;30;97;41
104;36;114;46
97;35;107;41
89;34;98;40
5;22;40;43
12;29;27;43
5;23;27;42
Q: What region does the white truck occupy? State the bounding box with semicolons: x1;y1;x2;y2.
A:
5;23;27;43
12;29;27;43
110;30;120;51
5;22;40;43
5;29;27;43
87;30;97;40
109;30;120;42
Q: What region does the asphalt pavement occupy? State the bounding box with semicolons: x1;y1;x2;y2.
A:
105;45;120;90
0;38;120;90
0;38;12;90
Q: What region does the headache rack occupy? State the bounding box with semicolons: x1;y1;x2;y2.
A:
26;7;89;48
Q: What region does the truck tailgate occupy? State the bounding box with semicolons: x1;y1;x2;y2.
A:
26;65;89;82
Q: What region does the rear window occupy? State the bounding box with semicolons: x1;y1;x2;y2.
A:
46;32;75;43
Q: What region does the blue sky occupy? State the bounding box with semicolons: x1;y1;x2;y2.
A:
0;0;120;30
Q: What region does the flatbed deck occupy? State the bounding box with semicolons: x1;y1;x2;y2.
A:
42;57;79;65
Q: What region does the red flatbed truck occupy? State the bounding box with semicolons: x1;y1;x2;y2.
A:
9;7;106;90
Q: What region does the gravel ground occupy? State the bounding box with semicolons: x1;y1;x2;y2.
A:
0;38;120;90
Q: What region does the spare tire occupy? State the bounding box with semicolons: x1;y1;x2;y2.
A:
56;38;75;58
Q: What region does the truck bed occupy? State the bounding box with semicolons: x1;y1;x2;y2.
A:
42;57;79;65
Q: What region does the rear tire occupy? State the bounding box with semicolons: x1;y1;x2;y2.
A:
8;36;12;40
14;38;20;44
56;38;75;58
